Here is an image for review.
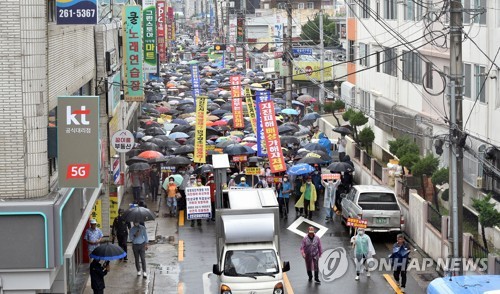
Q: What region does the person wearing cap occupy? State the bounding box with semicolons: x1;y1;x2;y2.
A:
300;226;322;284
84;219;103;257
228;173;238;187
295;176;317;219
112;209;131;261
278;175;292;218
237;177;250;188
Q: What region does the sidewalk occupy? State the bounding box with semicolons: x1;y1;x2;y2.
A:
82;190;180;293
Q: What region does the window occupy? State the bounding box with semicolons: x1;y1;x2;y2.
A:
348;40;355;62
307;2;314;9
425;62;433;89
475;64;486;103
360;0;370;18
359;89;371;112
405;0;423;21
384;0;397;20
464;63;472;98
297;3;304;9
376;0;380;19
473;0;486;25
359;43;370;67
263;3;270;9
277;3;285;9
376;51;381;72
347;0;355;17
402;50;422;84
463;0;471;24
48;0;57;22
383;47;397;77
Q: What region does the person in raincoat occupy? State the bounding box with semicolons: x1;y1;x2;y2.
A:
321;176;340;222
300;226;322;284
350;228;376;281
295;176;317;219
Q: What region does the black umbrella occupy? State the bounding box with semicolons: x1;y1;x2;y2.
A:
221;103;232;111
333;126;352;135
165;156;192;166
211;109;230;117
278;125;297;135
149;138;169;148
155;135;173;141
126;156;148;166
129;162;151;172
223;144;248;155
173;145;195;155
216;140;239;148
144;127;166;136
193;164;214;175
297;156;327;165
304;143;328;153
206;127;223;136
171;125;193;133
149;156;170;164
90;243;126;261
122;206;156;223
139;142;161;151
280;136;300;146
327;162;354;173
126;149;142;157
248;156;264;163
297;150;331;162
163;140;181;149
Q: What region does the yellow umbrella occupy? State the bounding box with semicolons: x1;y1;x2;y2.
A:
250;83;263;88
207;115;220;121
230;131;244;136
156;117;165;124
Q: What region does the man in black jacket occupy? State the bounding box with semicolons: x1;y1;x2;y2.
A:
90;259;109;294
112;209;130;261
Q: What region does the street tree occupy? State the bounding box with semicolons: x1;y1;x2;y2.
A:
342;109;368;144
299;14;339;47
323;100;345;126
472;194;500;253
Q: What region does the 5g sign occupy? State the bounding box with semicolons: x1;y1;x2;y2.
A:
57;96;100;188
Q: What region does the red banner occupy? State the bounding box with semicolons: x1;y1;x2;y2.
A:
231;98;244;129
258;101;286;173
156;0;166;63
230;75;241;98
166;7;174;41
232;155;247;162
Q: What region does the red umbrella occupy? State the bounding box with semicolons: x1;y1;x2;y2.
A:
212;120;228;126
138;150;163;159
156;106;170;113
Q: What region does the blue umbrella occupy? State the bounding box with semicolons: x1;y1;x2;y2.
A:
292;100;305;107
287;163;315;176
281;108;299;116
169;132;190;139
302;112;321;121
242;145;256;154
172;119;189;125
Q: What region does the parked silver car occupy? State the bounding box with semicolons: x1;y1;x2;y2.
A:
340;185;405;234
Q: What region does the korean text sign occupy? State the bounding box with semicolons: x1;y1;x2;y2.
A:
186;186;212;220
230;75;244;129
194;96;208;163
258;101;286;173
190;64;201;107
143;0;157;74
256;90;271;156
57;96;100;188
156;0;166;63
346;218;368;229
122;6;144;102
56;0;97;25
244;86;257;133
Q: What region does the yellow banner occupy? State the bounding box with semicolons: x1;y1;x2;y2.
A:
245;86;257;133
245;167;261;175
109;192;119;226
293;61;334;81
194;96;208;163
90;199;102;229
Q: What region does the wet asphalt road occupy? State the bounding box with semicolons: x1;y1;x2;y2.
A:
179;201;429;294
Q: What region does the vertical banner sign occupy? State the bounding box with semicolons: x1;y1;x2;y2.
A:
229;17;237;53
156;0;166;63
194;96;208;163
230;76;244;129
56;0;98;25
245;86;257;133
57;96;100;188
190;64;201;107
122;6;144;102
143;0;157;74
166;7;174;42
256;91;271;156
109;192;119;225
259;101;287;173
186;186;212;220
90;199;102;228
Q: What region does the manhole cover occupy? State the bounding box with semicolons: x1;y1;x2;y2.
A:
418;273;437;282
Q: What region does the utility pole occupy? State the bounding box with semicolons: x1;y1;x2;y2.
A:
448;0;464;275
241;0;247;71
285;1;293;108
319;9;325;105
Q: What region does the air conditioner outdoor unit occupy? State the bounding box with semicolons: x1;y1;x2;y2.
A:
476;177;483;189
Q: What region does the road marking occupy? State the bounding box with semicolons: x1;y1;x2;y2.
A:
179;210;184;226
283;272;294;294
286;216;329;238
177;282;184;294
383;273;403;294
178;240;184;262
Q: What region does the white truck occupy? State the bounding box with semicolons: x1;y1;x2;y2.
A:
212;188;290;294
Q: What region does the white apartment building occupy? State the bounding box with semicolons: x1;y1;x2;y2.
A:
344;0;500;244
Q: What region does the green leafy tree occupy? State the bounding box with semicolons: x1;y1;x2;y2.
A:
300;14;339;47
342;109;368;144
358;127;375;153
412;154;440;177
472;194;500;252
431;167;449;212
323;100;345;126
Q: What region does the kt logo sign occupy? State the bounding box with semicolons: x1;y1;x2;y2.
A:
66;106;90;125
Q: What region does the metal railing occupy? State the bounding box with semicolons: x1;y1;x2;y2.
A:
469;237;488;259
354;145;361;160
373;160;383;180
427;204;442;232
363;152;371;169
